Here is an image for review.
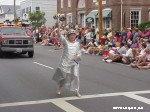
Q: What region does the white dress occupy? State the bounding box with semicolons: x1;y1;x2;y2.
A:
52;35;81;91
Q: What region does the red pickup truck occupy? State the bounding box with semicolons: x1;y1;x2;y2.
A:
0;25;34;58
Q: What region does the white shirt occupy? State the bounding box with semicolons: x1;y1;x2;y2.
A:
85;32;91;40
122;48;132;57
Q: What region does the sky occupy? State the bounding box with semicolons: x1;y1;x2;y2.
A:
0;0;25;5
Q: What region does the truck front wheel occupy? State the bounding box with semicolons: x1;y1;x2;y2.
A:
28;51;34;58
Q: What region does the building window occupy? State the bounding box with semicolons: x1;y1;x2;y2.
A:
67;14;72;24
26;7;28;13
35;7;40;11
130;9;141;28
68;0;71;7
61;0;63;8
29;7;31;12
103;18;111;29
22;8;25;16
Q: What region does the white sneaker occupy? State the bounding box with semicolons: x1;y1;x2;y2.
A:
105;59;112;63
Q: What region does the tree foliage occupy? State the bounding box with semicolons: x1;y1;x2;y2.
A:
28;11;46;29
138;21;150;31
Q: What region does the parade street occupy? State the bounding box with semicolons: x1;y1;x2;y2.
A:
0;44;149;112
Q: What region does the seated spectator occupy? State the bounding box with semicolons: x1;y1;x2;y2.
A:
40;35;49;46
96;42;104;55
131;48;150;68
84;38;97;54
122;44;133;64
137;43;147;58
104;43;126;63
143;27;150;38
51;33;61;50
106;28;112;40
114;31;121;47
102;41;109;57
118;43;127;54
131;39;138;48
127;38;132;46
129;48;138;63
137;62;150;69
103;45;118;60
147;39;150;49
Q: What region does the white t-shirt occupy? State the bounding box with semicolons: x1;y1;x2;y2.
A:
122;48;132;57
86;32;91;40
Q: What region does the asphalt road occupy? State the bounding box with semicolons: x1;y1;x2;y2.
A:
0;44;149;112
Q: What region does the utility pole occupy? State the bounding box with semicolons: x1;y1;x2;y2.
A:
98;0;103;38
14;0;17;21
121;0;123;31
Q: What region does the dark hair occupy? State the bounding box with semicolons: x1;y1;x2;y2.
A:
115;31;120;37
120;43;124;47
104;32;108;36
147;39;150;43
142;43;146;48
108;45;112;48
126;44;131;48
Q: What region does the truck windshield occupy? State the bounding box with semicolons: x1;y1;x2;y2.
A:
0;27;26;35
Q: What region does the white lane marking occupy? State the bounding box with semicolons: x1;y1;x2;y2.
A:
52;100;84;112
0;90;150;108
125;94;150;105
33;62;54;69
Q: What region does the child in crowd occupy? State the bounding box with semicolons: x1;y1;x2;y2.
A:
103;41;109;57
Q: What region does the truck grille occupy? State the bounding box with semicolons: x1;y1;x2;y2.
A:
23;40;28;44
9;40;15;44
8;39;29;45
15;40;22;44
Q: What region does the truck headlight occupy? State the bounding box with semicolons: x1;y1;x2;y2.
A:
2;39;8;44
28;39;33;45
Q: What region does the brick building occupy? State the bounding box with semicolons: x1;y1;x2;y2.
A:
57;0;150;31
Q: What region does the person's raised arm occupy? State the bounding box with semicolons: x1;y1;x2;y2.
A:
56;21;61;37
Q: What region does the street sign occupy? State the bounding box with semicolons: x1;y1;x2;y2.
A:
86;17;94;24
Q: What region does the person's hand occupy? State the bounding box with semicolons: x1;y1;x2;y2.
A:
73;56;81;61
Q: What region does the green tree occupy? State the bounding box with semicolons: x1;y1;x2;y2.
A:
28;11;46;29
138;21;150;31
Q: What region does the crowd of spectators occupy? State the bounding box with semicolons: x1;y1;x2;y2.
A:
30;23;150;70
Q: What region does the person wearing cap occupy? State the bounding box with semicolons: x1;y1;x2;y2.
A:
52;22;82;97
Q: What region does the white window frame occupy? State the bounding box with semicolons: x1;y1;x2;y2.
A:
103;18;112;29
93;0;97;3
61;0;63;8
130;8;141;28
68;0;71;7
67;13;72;24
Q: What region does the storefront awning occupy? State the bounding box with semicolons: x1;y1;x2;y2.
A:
96;9;112;18
86;10;98;24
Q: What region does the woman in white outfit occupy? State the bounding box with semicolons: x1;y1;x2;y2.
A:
52;23;82;97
